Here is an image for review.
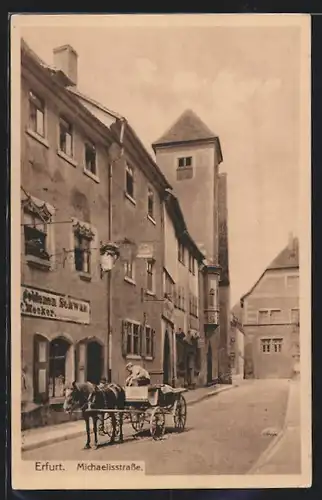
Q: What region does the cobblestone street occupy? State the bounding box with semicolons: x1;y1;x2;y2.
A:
22;379;296;475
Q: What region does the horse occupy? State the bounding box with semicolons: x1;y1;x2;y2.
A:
63;381;125;449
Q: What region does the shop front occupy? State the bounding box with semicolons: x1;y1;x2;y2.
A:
21;284;105;428
176;328;202;388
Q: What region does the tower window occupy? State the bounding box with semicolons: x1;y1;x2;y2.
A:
178;157;192;168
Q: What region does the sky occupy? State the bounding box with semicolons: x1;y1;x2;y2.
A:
20;18;302;306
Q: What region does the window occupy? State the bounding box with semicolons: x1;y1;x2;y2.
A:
49;338;70;398
145;326;153;357
270;309;282;324
273;338;283;353
124;259;135;281
73;223;94;274
260;338;283;353
178;156;192;168
287;275;299;288
147;260;154;292
148;188;154;219
291;308;300;325
85;142;97;175
258;310;270;324
59;116;73;157
177;286;185;311
126;164;134;199
189;294;198;317
23;211;50;261
189;255;195;274
29;90;45;137
126;322;141;356
261;339;271;353
164;272;174;300
178;241;185;265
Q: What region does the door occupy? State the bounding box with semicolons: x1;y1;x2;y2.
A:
86;341;103;384
163;330;171;384
207;344;213;384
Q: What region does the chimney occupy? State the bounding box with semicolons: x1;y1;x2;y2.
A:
288;231;294;251
53;45;78;86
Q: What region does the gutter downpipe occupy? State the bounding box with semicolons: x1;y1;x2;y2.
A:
106;118;126;382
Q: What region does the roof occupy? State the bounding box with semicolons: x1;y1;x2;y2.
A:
152;109;218;148
21;38;119;146
267;237;299;270
241;236;299;302
164;189;205;262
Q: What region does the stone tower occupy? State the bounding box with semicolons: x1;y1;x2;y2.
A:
152;109;231;384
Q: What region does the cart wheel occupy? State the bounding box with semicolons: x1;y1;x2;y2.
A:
130;411;145;432
173;395;187;432
99;413;114;437
150;406;165;440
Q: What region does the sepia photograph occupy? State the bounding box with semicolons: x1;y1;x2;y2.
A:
11;13;311;490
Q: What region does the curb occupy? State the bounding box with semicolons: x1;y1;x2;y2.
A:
22;384;237;452
247;379;294;475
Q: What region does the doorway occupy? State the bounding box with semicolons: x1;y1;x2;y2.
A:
163;330;171;384
86;341;103;384
207;344;213;385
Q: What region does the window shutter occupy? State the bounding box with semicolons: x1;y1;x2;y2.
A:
121;320;128;357
33;335;49;404
151;329;156;359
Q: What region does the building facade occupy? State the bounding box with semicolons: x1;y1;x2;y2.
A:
163;190;205;388
152;110;231;384
20;41;120;426
230;306;245;379
241;235;300;379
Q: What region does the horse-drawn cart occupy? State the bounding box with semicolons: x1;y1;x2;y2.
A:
94;384;187;441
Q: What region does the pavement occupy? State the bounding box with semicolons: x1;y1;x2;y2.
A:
22;378;292;475
21;382;237;452
248;377;301;475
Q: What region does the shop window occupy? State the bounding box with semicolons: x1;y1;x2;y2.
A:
49;338;71;398
29;90;45;137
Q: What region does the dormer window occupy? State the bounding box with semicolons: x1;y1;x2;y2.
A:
178;156;192;168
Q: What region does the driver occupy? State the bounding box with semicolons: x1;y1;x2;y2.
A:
125;362;150;387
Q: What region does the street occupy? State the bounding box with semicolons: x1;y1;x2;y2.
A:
22;379;295;475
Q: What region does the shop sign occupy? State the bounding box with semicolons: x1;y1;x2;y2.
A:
21;285;90;324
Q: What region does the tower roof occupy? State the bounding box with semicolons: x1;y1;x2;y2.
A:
152;109;218;148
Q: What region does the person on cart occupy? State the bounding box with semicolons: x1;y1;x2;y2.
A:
125;362;150;386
